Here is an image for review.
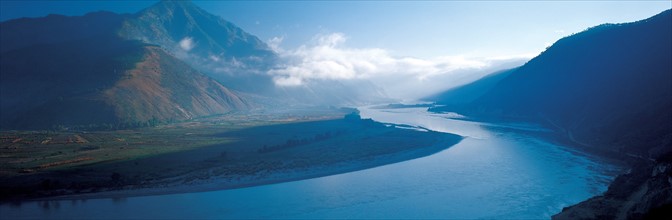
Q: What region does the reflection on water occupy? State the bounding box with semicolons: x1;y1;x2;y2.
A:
0;107;620;219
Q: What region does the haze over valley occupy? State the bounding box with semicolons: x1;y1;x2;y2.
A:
1;1;670;219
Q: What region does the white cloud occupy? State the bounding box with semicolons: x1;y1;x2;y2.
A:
268;33;528;85
267;36;284;53
266;32;534;100
179;37;196;51
273;75;304;86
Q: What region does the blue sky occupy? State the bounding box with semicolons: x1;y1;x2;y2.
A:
1;1;669;58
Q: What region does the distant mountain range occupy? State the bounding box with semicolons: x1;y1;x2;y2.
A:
424;68;516;105
0;0;385;129
429;9;672;218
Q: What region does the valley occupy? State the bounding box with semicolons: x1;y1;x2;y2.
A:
1;0;670;218
0;108;461;201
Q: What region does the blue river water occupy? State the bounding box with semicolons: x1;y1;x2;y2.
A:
0;107;619;219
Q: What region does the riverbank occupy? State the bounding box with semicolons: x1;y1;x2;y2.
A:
1;112;461;202
2;105;619;219
50;135;460;201
553;158;672;219
426;105;670;219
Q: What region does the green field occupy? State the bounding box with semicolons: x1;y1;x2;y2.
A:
0;110;461;200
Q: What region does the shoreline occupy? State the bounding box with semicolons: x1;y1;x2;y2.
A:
9;134;462;203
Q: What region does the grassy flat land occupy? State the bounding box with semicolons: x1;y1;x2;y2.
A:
0;109;461;201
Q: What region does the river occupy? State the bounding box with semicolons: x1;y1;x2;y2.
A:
0;107;619;219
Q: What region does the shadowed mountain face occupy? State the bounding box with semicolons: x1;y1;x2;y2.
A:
430;10;672;219
0;10;251;129
0;0;388;129
0;11;125;54
433;10;672;159
424;68;517;105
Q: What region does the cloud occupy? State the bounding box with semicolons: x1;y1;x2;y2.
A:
179;37;196;51
268;33;530;87
266;32;534;99
267;36;284;53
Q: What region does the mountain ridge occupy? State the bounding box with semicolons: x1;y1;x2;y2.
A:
0;8;253;129
429;9;672;219
432;9;671;158
424;67;517;105
119;0;276;62
116;0;387;106
0;0;387;129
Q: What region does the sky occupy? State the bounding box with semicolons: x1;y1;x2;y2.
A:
1;1;669;58
1;0;670;99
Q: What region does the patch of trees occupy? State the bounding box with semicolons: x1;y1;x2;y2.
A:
50;117;176;131
343;112;384;128
343;112;361;122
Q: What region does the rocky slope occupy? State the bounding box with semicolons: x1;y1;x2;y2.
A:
102;45;251;124
553;157;672;219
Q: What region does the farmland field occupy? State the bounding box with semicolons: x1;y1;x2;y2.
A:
0;108;461;200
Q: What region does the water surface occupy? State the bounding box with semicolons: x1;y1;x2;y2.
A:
0;107;619;219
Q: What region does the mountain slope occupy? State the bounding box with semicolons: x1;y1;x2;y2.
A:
118;0;387;105
0;12;250;129
480;9;671;157
431;9;672;218
425;68;517;105
103;45;250;124
433;9;672;158
118;0;279;98
118;0;276;66
0;11;124;54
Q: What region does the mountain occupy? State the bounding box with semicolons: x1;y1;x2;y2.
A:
118;0;387;105
0;0;389;129
117;0;279;96
553;156;672;219
433;9;671;159
119;0;276;72
0;11;250;130
122;1;272;57
431;9;672;218
102;45;250;124
424;68;517;105
0;11;124;54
